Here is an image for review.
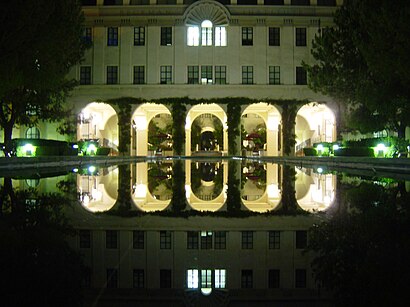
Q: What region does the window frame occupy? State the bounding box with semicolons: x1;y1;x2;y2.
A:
79;229;91;248
160;66;172;84
133;66;145;84
187;231;199;249
133;269;145;288
106;66;118;84
242;66;254;85
268;27;280;46
160;230;172;249
106;230;118;249
242;231;253;249
134;26;145;46
241;27;253;46
107;27;118;46
80;66;92;85
295;27;307;46
161;27;172;46
296;66;307;85
201;65;213;84
187;66;199;84
269;230;280;249
269;66;280;85
133;230;145;249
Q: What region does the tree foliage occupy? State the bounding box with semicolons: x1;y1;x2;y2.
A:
0;0;87;154
305;0;410;136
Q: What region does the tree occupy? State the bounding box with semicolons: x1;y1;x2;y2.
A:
0;0;88;155
304;0;410;137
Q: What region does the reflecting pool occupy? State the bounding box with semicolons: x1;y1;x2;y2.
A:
1;158;409;306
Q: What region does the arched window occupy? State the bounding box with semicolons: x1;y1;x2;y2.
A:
201;20;213;46
26;127;40;139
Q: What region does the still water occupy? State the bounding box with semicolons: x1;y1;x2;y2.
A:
1;158;409;307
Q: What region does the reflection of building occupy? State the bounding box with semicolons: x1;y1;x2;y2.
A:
2;1;340;156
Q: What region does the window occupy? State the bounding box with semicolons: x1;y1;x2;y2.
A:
241;270;253;288
107;27;118;46
161;27;172;46
238;0;257;4
201;231;213;249
104;0;123;4
80;230;91;248
295;27;307;46
107;66;118;84
214;269;226;288
160;66;172;84
25;127;40;139
106;230;118;249
269;231;280;249
82;0;97;5
242;231;253;249
264;0;284;4
201;20;212;46
133;269;144;288
242;66;253;85
160;230;171;249
201;66;213;84
291;0;310;5
214;66;227;85
269;66;280;85
268;269;280;288
201;270;212;289
106;268;118;288
214;231;226;249
82;27;92;44
187;269;199;288
134;27;145;46
242;27;253;46
133;230;144;249
295;269;307;288
268;27;280;46
215;27;227;46
296;67;307;85
317;0;336;5
160;269;172;288
187;66;199;84
296;230;308;248
187;26;199;46
133;66;145;84
80;66;92;85
187;231;199;249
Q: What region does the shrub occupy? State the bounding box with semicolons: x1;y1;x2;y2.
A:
303;148;317;156
334;147;374;157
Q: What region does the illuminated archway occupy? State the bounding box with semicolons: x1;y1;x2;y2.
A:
186;104;227;156
78;102;118;154
295;103;336;155
242;103;281;156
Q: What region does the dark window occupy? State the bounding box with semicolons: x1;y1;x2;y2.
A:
242;231;253;249
160;66;172;84
291;0;310;5
264;0;284;4
82;270;91;288
160;269;172;288
81;0;97;5
161;27;172;46
104;0;123;5
187;231;199;249
107;27;118;46
214;231;226;249
160;231;171;249
215;66;226;84
317;0;335;5
295;28;307;46
134;27;145;46
187;66;199;84
106;230;118;249
241;270;253;288
82;27;92;44
296;230;308;248
25;127;40;139
268;27;280;46
107;66;118;84
133;269;145;288
295;269;307;288
133;230;144;249
130;0;150;4
242;27;253;46
269;231;280;249
157;0;177;3
268;269;280;288
242;66;253;85
106;268;118;288
133;66;145;84
80;66;92;85
80;230;91;248
237;0;257;4
201;65;213;84
269;66;280;85
296;67;307;85
201;231;213;249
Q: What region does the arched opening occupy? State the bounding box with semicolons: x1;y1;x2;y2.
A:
295;103;336;155
241;103;281;156
77;102;118;155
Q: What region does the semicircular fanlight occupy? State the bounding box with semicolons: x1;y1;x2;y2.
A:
184;1;230;26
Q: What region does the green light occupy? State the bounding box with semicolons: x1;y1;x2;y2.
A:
317;144;324;151
87;144;97;155
376;143;386;152
22;144;35;156
332;144;339;151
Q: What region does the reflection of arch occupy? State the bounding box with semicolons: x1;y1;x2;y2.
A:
26;127;40;139
186;104;227;156
77;166;118;212
242;103;281;156
295;103;336;154
132;103;171;156
78;102;118;153
295;168;336;212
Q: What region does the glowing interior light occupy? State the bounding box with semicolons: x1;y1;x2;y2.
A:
88;165;96;173
317;167;323;174
72;168;79;173
317;144;324;151
88;144;97;154
376;143;386;152
332;144;339;151
23;144;34;156
72;144;79;149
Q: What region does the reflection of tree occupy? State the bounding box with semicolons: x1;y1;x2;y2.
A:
148;162;172;197
308;181;410;306
0;179;86;306
148;114;172;151
170;160;186;212
227;160;241;212
241;163;266;191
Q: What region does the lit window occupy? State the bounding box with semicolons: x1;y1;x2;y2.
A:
214;269;226;288
201;66;212;84
201;269;212;289
187;269;199;288
201;20;213;46
215;27;226;46
187;26;199;46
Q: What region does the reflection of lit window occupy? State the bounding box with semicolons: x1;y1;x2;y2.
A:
25;127;40;139
187;269;199;289
25;178;40;188
201;231;212;249
201;269;212;288
214;269;226;288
